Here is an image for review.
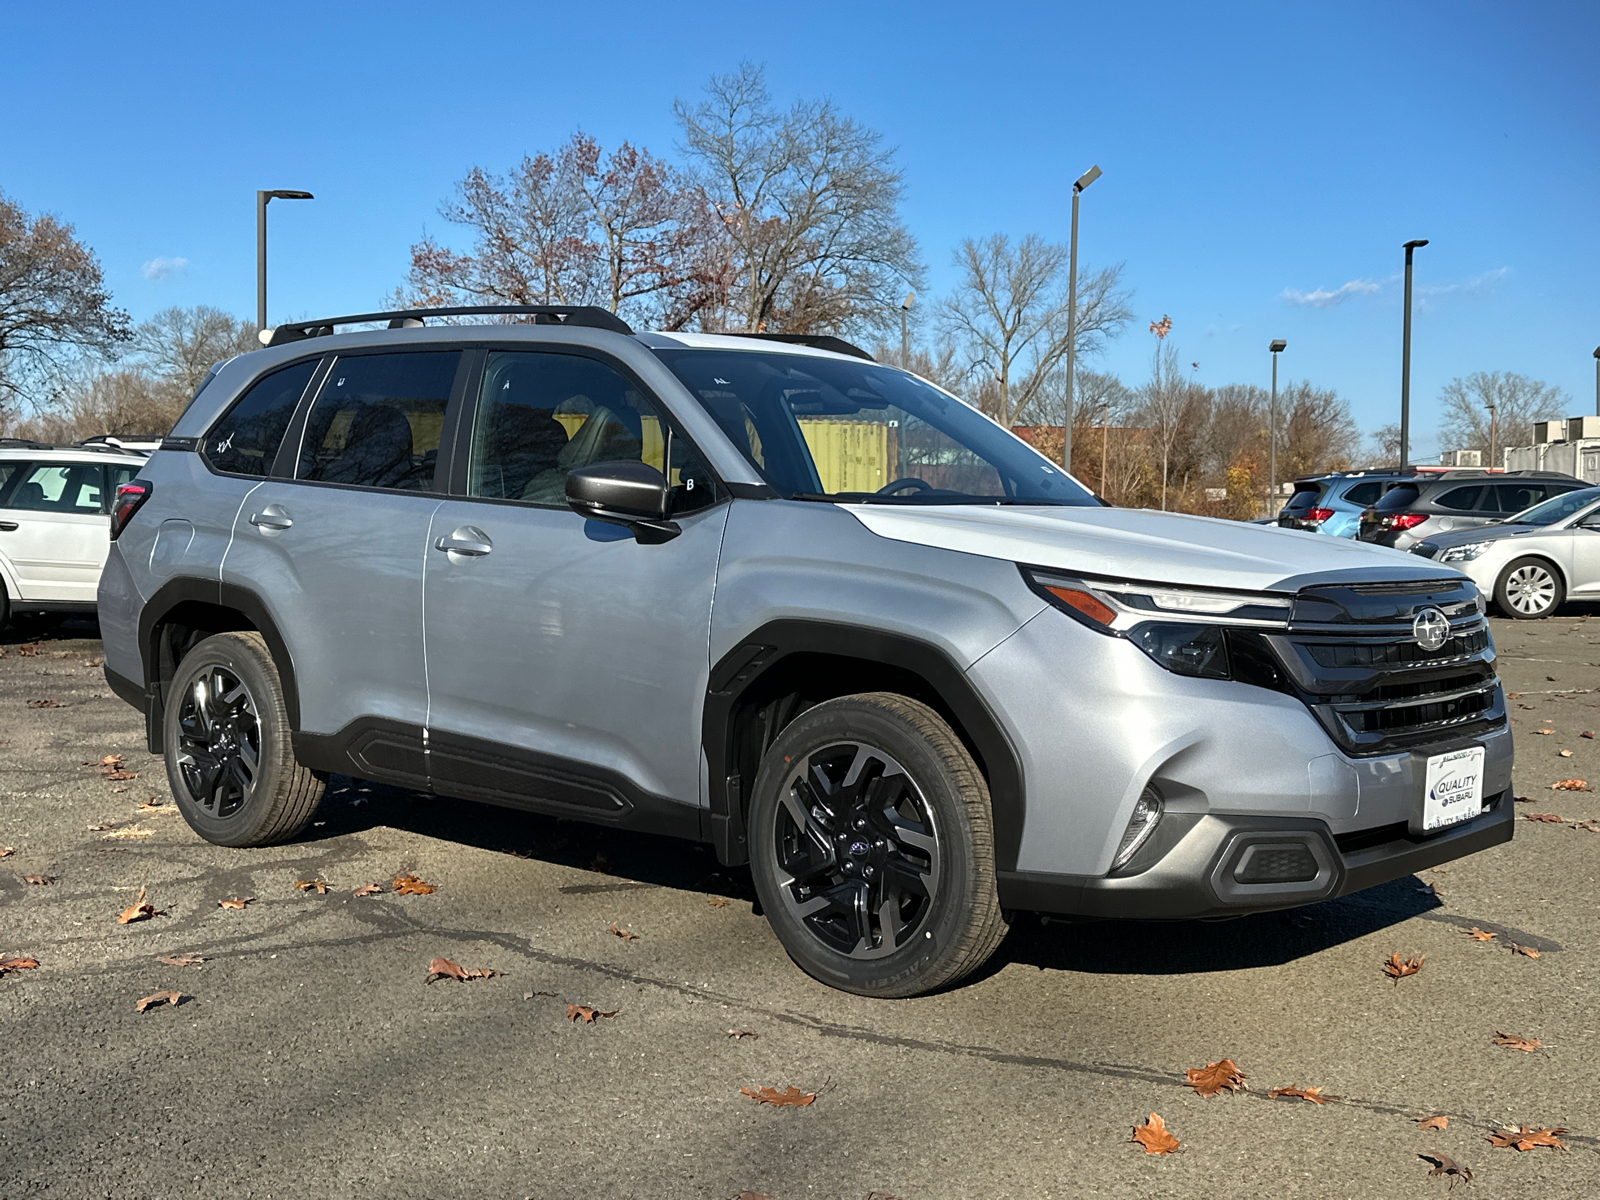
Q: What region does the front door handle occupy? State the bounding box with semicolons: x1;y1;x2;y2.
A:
434;526;493;557
249;504;293;532
0;521;16;532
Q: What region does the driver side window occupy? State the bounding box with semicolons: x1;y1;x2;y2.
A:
468;351;717;513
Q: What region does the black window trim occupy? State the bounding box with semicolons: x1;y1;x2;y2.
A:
197;355;328;481
441;342;729;515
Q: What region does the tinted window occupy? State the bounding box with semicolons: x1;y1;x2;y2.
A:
206;359;319;477
1343;481;1385;506
654;348;1097;505
1494;483;1547;514
1284;482;1324;509
1508;486;1600;525
1374;483;1420;511
0;462;23;497
297;352;459;490
1434;485;1484;512
6;462;106;512
469;350;717;512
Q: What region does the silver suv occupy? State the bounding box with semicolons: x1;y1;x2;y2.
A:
99;305;1514;997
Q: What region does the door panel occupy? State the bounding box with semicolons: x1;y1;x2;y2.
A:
1569;525;1600;595
0;462;114;601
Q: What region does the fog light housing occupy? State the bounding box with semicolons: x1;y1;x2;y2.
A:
1112;787;1163;870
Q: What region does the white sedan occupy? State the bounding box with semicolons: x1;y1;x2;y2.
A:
1410;486;1600;619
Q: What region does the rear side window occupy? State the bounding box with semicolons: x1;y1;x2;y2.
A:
1284;483;1324;508
1495;483;1547;513
0;462;23;497
1343;481;1385;506
1434;485;1484;512
1374;483;1420;511
5;462;106;512
297;351;459;491
206;359;320;477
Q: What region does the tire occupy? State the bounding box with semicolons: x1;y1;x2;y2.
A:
1495;556;1565;620
163;631;325;847
747;693;1009;998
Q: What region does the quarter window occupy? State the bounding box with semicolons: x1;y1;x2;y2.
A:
205;358;320;477
1342;482;1384;506
297;352;459;491
468;351;717;512
1434;485;1483;512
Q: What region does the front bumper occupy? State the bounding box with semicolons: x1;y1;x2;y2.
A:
996;791;1513;918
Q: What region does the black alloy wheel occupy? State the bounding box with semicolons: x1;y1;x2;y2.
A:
772;741;941;959
174;663;262;818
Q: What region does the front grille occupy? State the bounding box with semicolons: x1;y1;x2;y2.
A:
1270;580;1506;755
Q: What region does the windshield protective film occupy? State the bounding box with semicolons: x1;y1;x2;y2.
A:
653;348;1098;506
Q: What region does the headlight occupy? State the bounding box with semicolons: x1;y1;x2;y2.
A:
1438;541;1492;563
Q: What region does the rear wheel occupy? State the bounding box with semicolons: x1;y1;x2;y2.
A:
747;693;1009;998
1495;557;1564;620
164;631;324;846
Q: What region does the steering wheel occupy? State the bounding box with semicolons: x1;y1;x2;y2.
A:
876;477;933;496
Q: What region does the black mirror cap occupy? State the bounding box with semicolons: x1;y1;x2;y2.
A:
565;461;680;543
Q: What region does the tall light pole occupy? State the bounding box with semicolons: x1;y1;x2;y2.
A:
1400;238;1428;467
899;292;915;365
1269;339;1286;516
1593;346;1599;417
257;189;315;330
1486;402;1497;472
1062;164;1102;472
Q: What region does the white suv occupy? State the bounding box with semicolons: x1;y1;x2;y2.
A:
0;441;149;629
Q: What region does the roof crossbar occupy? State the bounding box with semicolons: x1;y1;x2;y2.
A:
263;305;633;348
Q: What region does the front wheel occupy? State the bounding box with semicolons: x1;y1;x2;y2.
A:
1495;557;1564;620
164;631;325;847
747;693;1009;997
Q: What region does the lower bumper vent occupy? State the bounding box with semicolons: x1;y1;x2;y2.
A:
1232;842;1320;884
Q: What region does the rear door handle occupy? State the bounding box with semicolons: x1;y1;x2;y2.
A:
434;526;492;557
249;504;293;532
0;521;16;532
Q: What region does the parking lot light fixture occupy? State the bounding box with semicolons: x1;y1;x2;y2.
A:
1400;239;1428;467
1268;339;1287;517
1593;346;1599;416
1062;165;1102;472
899;292;915;366
257;189;315;331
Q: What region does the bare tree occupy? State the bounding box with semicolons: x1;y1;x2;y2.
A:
937;234;1131;427
675;63;923;336
132;306;259;401
1139;332;1190;511
1437;371;1567;457
1277;381;1358;478
0;189;130;419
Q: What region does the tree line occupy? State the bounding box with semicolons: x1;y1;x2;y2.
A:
0;64;1577;514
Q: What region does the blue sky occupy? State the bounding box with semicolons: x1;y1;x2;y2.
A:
4;2;1596;457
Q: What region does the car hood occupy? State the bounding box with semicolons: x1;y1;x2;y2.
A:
843;504;1460;593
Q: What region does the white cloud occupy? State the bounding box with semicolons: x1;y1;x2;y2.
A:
1417;267;1508;298
1281;278;1382;308
141;256;189;281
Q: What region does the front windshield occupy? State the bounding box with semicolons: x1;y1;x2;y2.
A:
1506;486;1600;526
653;347;1099;506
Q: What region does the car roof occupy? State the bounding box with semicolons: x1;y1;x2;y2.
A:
0;446;147;464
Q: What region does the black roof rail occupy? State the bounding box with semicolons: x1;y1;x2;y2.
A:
712;331;876;362
0;437;52;450
263;305;633;348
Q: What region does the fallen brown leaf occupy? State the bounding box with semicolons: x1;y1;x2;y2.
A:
727;1029;759;1040
0;847;13;858
1576;819;1600;832
116;886;157;924
392;873;435;895
741;1085;815;1107
1487;1125;1567;1151
103;828;153;839
16;643;38;656
1492;1031;1542;1052
608;922;638;942
1581;730;1595;739
1525;813;1564;823
1552;779;1591;791
156;954;204;968
1513;795;1535;803
135;799;164;811
1417;1115;1449;1130
1184;1058;1247;1096
1130;1112;1180;1155
1420;1153;1473;1182
1559;749;1574;757
294;879;329;894
567;1004;619;1023
23;874;52;885
1505;942;1541;959
1533;727;1554;735
1267;1085;1339;1104
735;1194;776;1200
27;699;60;708
424;956;501;983
84;656;102;667
706;896;729;908
1382;952;1425;984
104;770;137;781
352;883;384;896
134;990;183;1013
1464;927;1497;942
216;897;252;910
0;956;40;976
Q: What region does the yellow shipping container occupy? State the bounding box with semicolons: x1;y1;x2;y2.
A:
799;419;891;493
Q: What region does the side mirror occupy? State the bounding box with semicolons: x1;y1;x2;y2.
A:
565;461;680;544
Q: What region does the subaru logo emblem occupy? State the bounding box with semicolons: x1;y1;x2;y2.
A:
1413;607;1450;651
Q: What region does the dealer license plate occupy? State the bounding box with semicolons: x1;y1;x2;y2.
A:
1421;747;1486;833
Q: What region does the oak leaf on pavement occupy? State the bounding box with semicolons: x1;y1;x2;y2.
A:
1487;1125;1567;1151
134;990;184;1013
24;874;51;885
1551;779;1590;791
1417;1115;1449;1130
1130;1112;1180;1155
294;879;329;894
608;922;638;942
1184;1059;1246;1096
1267;1085;1339;1104
1464;927;1496;942
567;1004;619;1023
217;897;252;910
0;956;40;976
156;954;204;968
352;883;384;896
393;873;436;895
1525;813;1564;823
117;886;158;924
1382;952;1424;984
425;957;501;983
1420;1153;1473;1182
741;1085;815;1107
1492;1031;1541;1052
1505;941;1541;959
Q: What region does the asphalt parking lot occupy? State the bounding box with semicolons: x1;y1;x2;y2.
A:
2;608;1598;1200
